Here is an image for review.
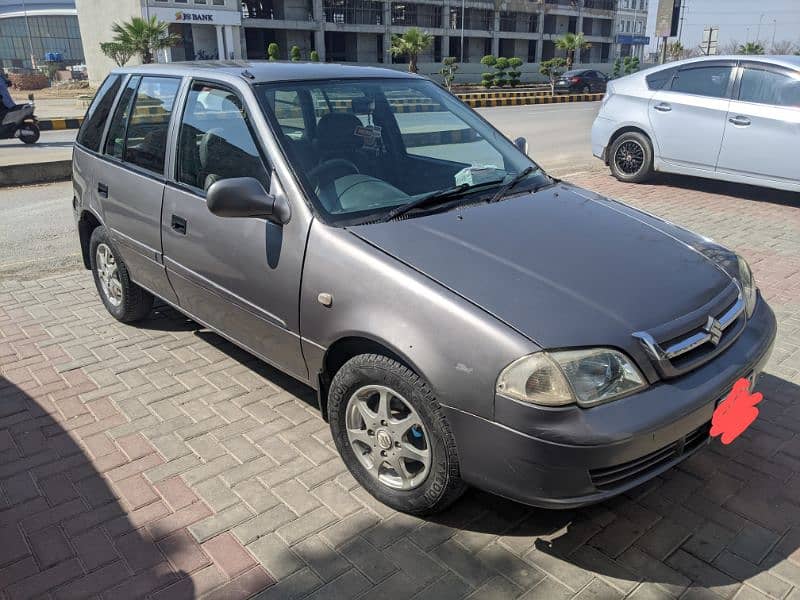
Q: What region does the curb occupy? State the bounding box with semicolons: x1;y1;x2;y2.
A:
460;92;603;107
38;93;602;131
39;117;83;131
0;160;72;187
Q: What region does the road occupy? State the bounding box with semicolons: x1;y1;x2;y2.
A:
0;102;602;280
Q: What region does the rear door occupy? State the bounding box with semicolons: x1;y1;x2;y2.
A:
99;75;181;303
716;62;800;184
161;80;308;380
648;61;735;171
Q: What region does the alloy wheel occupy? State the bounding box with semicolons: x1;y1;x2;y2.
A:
345;384;431;490
614;140;645;175
96;243;123;307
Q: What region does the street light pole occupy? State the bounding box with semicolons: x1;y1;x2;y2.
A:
460;0;465;63
771;19;777;51
755;13;764;44
21;0;36;69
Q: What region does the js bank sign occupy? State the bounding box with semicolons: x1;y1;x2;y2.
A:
150;6;242;26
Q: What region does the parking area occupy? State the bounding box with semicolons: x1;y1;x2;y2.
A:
1;171;799;600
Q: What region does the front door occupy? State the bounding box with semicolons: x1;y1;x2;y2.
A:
716;63;800;185
161;81;308;381
648;62;734;171
98;74;181;303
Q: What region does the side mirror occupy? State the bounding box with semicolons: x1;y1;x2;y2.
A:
206;177;290;224
514;136;528;155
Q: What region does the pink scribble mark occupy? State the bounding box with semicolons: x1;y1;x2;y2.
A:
710;377;762;445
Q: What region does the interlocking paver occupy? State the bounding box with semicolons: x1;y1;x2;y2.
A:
1;173;799;599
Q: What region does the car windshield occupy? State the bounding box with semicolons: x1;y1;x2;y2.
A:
254;78;547;225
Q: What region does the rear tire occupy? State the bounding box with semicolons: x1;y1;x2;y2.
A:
19;124;39;144
328;354;466;515
608;131;654;183
582;85;591;94
89;226;153;323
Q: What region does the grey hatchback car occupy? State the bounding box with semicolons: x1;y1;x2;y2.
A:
73;62;776;515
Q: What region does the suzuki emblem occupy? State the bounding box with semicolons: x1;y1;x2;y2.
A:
705;316;724;346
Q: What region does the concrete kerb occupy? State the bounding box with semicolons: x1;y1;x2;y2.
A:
0;160;72;187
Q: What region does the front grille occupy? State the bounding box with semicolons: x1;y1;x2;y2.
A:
633;281;746;378
589;422;710;491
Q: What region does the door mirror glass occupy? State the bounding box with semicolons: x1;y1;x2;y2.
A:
514;137;528;155
206;176;290;224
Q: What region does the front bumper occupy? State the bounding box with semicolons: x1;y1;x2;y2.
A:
444;297;777;509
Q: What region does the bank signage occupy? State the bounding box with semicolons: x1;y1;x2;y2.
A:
150;6;242;26
617;34;650;45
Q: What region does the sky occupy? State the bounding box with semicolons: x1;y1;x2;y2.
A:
645;0;800;53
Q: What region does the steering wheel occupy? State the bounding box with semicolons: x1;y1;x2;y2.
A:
308;158;360;186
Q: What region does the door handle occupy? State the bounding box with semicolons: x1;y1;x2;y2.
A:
728;116;751;126
653;103;672;112
97;182;108;198
171;215;187;235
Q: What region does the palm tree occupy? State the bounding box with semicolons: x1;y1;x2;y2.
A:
666;41;685;61
738;42;765;55
390;28;433;73
110;16;181;64
555;32;590;69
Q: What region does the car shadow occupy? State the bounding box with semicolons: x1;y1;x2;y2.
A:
128;309;800;597
0;375;194;598
647;172;799;207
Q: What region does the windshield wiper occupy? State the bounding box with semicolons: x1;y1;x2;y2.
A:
381;183;484;222
487;166;537;203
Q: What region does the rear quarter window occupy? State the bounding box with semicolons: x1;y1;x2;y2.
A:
646;68;676;90
76;74;122;152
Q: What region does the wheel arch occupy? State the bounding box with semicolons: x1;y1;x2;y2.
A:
317;335;419;422
77;209;103;270
606;125;654;164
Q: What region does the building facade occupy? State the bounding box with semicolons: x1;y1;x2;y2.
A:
614;0;648;59
0;0;84;69
76;0;243;83
241;0;618;65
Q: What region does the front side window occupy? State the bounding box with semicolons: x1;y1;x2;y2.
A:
123;76;181;174
177;82;270;191
739;67;800;107
670;66;733;99
76;74;121;152
255;78;545;225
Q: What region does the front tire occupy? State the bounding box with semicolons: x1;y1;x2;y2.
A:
608;131;654;183
19;124;39;144
89;226;153;323
328;354;466;515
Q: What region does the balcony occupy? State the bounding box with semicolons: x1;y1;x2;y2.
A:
391;3;442;28
544;0;615;11
448;8;493;32
499;12;538;33
322;0;384;25
241;0;314;21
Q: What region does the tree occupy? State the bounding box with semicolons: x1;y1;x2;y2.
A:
611;57;622;78
493;57;510;87
100;41;134;67
439;56;459;91
769;40;795;55
666;41;684;61
719;39;741;55
109;16;180;65
310;50;320;62
507;57;523;87
268;42;280;61
290;45;301;62
389;27;433;73
539;57;567;95
622;55;640;75
739;42;765;55
555;32;590;69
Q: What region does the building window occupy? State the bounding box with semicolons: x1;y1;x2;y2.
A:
213;0;225;4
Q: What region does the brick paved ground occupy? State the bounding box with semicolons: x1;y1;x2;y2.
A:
1;171;799;600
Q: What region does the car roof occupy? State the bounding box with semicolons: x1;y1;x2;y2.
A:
642;55;800;73
111;60;420;83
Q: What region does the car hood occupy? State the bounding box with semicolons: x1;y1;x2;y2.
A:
348;183;732;351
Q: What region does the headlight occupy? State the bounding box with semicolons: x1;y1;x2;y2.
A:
496;348;647;408
736;254;757;318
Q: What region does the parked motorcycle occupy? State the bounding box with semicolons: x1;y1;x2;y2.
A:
0;94;40;144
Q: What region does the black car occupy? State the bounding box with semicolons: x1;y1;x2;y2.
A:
554;69;608;94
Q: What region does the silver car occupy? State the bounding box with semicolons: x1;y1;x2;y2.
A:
592;55;800;192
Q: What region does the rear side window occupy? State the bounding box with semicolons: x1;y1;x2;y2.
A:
646;68;675;90
177;82;270;191
123;77;181;174
739;67;800;107
105;76;140;160
76;75;121;152
670;66;733;98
